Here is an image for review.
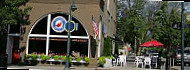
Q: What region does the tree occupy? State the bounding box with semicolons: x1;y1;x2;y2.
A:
103;37;112;56
0;0;31;33
117;0;148;54
0;0;31;54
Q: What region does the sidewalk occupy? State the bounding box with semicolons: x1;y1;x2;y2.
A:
7;65;160;70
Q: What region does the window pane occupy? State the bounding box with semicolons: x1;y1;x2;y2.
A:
50;13;68;35
49;38;67;55
10;24;20;33
50;13;87;36
70;39;88;56
49;38;88;56
31;17;47;34
28;37;46;54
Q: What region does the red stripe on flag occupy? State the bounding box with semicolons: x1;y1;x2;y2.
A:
92;17;99;38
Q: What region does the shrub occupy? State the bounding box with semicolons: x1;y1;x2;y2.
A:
62;56;66;61
107;56;114;59
61;55;72;62
53;55;60;60
84;57;89;63
31;53;37;60
69;56;72;62
98;56;106;65
43;55;50;60
103;37;112;56
24;54;30;59
76;56;81;62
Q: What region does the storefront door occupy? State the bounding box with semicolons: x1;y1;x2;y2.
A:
6;36;20;64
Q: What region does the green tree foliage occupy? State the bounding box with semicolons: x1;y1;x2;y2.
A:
0;0;32;32
117;0;148;53
103;37;112;56
117;1;185;53
0;0;31;54
153;2;181;47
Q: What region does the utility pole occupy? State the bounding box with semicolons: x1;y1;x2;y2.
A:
64;0;77;70
181;2;185;70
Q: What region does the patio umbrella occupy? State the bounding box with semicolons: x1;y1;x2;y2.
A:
140;39;164;47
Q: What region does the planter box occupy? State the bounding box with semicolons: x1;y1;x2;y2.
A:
103;58;112;67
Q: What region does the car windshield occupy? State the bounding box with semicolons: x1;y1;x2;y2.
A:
184;50;190;53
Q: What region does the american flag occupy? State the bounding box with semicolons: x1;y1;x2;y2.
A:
92;16;99;39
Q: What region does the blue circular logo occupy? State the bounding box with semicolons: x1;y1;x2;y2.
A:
51;16;67;33
65;21;75;32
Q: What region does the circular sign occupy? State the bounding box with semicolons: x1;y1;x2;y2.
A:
51;16;67;33
65;21;75;32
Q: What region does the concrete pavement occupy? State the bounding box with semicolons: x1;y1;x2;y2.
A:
7;62;160;70
8;66;159;70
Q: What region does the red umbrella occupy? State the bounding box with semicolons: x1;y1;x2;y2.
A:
140;39;164;47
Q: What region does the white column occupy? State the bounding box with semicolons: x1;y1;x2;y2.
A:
98;22;102;57
6;25;12;64
88;36;90;58
46;14;51;55
112;40;115;54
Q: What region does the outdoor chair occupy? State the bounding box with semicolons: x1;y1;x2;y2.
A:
151;56;158;68
112;58;117;66
117;55;127;67
112;54;119;66
135;56;144;68
144;57;151;69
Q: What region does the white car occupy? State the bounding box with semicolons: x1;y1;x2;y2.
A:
175;47;190;66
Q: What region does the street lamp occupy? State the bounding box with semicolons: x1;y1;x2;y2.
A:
64;0;77;70
181;2;185;70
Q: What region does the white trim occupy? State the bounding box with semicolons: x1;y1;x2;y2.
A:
46;14;51;55
98;22;102;57
26;15;48;54
29;34;47;37
88;37;91;58
26;35;29;54
8;34;20;36
29;34;89;39
49;35;89;39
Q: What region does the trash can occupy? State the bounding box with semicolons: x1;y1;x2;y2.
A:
0;54;7;69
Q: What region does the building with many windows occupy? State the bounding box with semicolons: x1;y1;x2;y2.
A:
6;0;116;64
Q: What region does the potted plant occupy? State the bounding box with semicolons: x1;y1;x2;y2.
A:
24;54;31;60
31;53;37;60
76;56;81;62
84;57;89;63
84;57;90;66
61;55;72;62
62;56;66;62
53;55;60;61
98;56;106;67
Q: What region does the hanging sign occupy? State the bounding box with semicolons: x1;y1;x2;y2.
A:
65;21;75;32
51;16;67;33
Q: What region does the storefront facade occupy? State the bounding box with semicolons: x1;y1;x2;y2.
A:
6;0;116;64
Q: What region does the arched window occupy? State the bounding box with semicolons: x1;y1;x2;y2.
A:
26;12;89;57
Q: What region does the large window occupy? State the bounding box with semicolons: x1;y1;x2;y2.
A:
28;37;46;54
27;12;89;57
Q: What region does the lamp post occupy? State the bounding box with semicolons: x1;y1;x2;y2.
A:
64;0;77;70
181;2;185;70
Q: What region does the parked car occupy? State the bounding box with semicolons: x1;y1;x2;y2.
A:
175;47;190;66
